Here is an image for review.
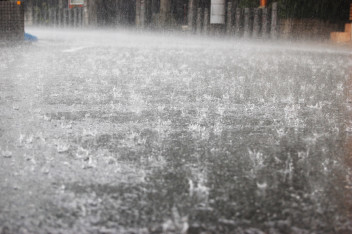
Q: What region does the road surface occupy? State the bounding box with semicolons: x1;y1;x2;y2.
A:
1;28;352;233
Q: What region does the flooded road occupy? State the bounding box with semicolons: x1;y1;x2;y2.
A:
1;28;352;233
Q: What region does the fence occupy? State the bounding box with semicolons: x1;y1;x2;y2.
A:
31;6;84;27
26;1;279;39
0;1;24;40
137;1;279;39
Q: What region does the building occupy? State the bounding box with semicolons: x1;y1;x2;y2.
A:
0;0;24;40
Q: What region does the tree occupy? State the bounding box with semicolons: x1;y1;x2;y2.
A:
236;0;350;22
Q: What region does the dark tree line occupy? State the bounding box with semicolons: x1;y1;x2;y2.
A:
237;0;351;22
25;0;352;22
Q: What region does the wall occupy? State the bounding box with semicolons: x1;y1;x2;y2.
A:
279;19;343;41
0;1;24;40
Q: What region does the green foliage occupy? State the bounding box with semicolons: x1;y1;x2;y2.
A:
276;0;350;21
236;0;350;22
237;0;259;8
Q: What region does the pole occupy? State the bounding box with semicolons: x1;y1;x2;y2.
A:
188;0;194;31
151;0;157;26
25;0;33;26
160;0;170;27
53;8;57;27
203;8;209;35
49;8;53;25
136;0;141;27
78;8;83;27
33;9;38;25
73;7;78;27
58;8;62;27
44;8;48;26
196;8;202;34
253;8;260;38
261;7;268;38
63;8;67;27
271;2;278;39
141;0;145;28
243;8;250;38
58;0;62;27
226;2;232;35
83;0;89;26
116;0;121;25
68;8;72;26
235;8;241;37
87;0;97;26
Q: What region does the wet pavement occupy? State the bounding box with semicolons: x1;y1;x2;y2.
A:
1;28;352;233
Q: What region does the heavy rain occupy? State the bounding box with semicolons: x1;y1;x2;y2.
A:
1;0;352;233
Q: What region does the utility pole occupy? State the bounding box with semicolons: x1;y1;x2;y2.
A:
140;0;146;28
196;8;202;34
261;7;268;38
26;0;33;26
160;0;170;26
203;8;209;35
188;0;194;31
83;0;89;26
253;8;260;38
58;0;63;27
271;2;278;39
87;0;98;26
136;0;141;27
243;8;250;38
235;7;241;37
226;2;232;35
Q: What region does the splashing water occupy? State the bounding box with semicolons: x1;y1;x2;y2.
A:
0;27;352;233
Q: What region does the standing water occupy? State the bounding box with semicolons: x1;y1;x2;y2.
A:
0;28;352;233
